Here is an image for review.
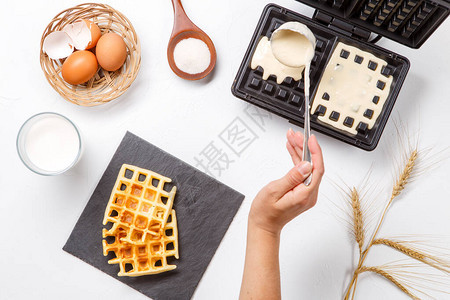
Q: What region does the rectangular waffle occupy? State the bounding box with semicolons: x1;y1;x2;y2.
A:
103;164;176;244
102;164;179;277
103;209;179;276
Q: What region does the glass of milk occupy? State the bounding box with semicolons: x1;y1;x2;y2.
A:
17;112;82;176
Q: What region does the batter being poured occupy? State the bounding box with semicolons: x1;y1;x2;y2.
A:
270;22;316;185
270;22;316;111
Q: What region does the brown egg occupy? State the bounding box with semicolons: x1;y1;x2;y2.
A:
84;20;102;49
61;50;98;85
96;33;127;71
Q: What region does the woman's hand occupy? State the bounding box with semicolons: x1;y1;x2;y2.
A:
248;129;325;236
240;129;325;300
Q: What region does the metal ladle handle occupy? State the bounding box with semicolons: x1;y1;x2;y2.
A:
302;92;312;186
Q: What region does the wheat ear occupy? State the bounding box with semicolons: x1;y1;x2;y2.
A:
358;266;420;300
374;239;425;259
350;188;365;254
374;238;450;274
391;149;418;199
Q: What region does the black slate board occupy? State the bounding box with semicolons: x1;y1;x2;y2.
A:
63;132;245;300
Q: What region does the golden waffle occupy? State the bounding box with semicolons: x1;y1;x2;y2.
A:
102;164;176;244
103;209;179;276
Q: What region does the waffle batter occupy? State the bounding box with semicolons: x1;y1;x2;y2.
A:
311;42;393;135
250;36;304;84
271;22;315;122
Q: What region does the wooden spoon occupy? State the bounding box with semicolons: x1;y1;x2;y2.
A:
167;0;216;80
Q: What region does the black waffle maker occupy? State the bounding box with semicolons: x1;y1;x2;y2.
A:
232;0;450;151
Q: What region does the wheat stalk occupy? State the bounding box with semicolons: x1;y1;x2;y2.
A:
358;266;420;300
367;149;418;251
345;148;419;300
341;121;450;299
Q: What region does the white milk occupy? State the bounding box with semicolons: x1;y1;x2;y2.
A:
24;115;80;172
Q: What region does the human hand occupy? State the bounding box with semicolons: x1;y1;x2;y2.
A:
248;129;324;235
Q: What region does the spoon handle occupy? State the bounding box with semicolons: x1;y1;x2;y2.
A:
170;0;195;36
302;65;312;186
302;95;312;186
171;0;184;18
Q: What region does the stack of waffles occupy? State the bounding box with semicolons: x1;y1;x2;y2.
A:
102;164;179;277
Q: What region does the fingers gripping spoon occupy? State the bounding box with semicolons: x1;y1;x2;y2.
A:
271;22;316;185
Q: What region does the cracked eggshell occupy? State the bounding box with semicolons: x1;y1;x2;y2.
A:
83;20;101;49
63;20;92;51
43;31;74;60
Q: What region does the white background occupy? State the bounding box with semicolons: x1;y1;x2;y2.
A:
1;0;449;299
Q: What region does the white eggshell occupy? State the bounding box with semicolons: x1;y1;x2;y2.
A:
63;20;92;51
43;31;74;60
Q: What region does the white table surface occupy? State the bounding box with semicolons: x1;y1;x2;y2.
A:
1;0;449;299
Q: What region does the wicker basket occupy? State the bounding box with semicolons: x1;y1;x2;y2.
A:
40;3;141;106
